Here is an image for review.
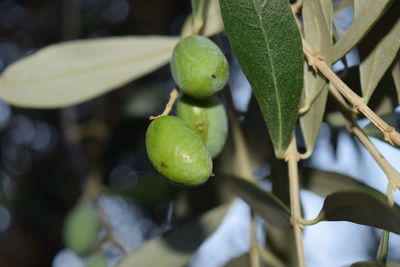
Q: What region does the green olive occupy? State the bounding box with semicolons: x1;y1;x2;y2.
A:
145;115;212;186
85;254;108;267
177;95;228;158
170;35;229;99
63;203;101;256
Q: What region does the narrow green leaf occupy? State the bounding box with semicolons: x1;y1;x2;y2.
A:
300;89;329;158
300;168;376;198
333;0;393;62
117;204;229;267
224;253;250;267
219;175;291;228
220;0;303;158
300;0;333;157
392;58;400;105
358;1;400;103
301;0;333;106
320;190;400;234
351;261;400;267
0;36;178;108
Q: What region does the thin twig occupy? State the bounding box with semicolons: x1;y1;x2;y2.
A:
327;82;400;200
93;199;129;255
257;246;286;267
249;211;261;267
149;88;179;120
302;39;400;147
328;82;400;262
286;137;306;267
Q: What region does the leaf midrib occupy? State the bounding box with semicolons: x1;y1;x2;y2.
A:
251;0;283;148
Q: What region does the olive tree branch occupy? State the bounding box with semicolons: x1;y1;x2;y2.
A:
326;81;400;200
149;88;180;120
286;137;306;267
327;83;399;263
302;39;400;147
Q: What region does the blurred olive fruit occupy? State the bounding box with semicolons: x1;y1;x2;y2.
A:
177;95;228;158
171;35;229;99
63;203;101;256
85;254;108;267
146;115;212;186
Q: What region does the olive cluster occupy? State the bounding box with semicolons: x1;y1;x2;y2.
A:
146;35;229;186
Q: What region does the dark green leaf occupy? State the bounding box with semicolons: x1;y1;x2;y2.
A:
351;261;400;267
224;253;250;267
117;204;229;267
358;1;400;103
333;0;393;62
320;190;400;234
218;175;291;228
110;174;177;205
220;0;303;158
392;58;400;105
300;168;376;198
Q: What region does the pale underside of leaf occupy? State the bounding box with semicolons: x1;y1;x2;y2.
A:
299;0;332;158
358;0;400;103
393;59;400;105
220;0;303;158
117;204;229;267
333;0;393;62
0;36;179;108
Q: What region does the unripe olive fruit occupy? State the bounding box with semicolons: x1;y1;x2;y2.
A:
177;95;228;158
146;115;212;186
85;254;108;267
171;35;229;99
63;203;101;256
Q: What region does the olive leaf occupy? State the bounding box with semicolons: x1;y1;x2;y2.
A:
117;204;229;267
218;175;291;228
351;261;400;267
299;0;333;157
333;0;394;62
220;0;303;158
358;0;400;103
319;190;400;234
392;59;400;105
300;168;375;198
0;36;179;108
0;0;224;109
224;253;250;267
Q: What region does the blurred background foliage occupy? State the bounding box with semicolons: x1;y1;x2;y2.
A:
0;0;197;266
